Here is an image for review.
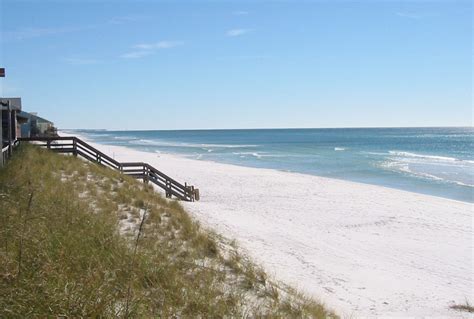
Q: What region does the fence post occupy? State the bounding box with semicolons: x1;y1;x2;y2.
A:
143;165;149;184
73;138;77;156
166;180;172;198
185;182;191;201
0;148;5;168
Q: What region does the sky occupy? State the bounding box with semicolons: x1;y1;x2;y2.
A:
0;0;472;130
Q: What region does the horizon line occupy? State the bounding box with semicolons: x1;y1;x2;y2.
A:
59;125;474;132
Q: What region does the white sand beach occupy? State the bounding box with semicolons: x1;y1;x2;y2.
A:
63;132;473;318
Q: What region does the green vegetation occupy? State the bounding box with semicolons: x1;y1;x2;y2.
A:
0;144;336;318
450;301;474;313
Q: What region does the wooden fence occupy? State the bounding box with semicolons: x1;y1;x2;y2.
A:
18;136;199;202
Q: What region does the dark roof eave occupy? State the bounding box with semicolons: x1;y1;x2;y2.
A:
0;98;22;111
1;105;22;111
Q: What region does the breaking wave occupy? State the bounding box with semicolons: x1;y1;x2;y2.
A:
388;151;474;164
129;139;258;149
381;151;474;188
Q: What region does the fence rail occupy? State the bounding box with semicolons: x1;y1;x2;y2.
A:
18;136;199;202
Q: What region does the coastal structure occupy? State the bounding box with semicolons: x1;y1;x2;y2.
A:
18;136;200;202
19;111;57;137
0;97;25;167
0;97;56;167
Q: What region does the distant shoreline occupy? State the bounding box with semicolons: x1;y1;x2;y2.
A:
62;126;474;132
61;128;474;203
61;130;471;205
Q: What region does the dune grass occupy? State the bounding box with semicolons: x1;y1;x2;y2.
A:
0;144;337;318
450;301;474;313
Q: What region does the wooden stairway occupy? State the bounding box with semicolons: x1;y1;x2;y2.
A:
18;136;199;202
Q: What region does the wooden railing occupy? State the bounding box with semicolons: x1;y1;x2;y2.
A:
18;136;199;202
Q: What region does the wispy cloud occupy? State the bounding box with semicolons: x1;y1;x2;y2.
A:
63;57;100;65
226;28;251;37
133;41;183;50
120;41;183;59
396;12;422;19
120;51;154;59
2;26;90;41
2;16;141;42
233;11;249;16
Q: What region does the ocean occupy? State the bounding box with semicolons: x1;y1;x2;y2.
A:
68;127;474;203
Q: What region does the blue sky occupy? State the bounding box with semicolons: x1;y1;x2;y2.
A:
0;0;472;130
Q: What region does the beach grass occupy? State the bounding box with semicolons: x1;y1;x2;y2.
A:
450;301;474;313
0;144;336;318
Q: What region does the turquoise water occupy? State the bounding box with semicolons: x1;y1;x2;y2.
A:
68;127;474;203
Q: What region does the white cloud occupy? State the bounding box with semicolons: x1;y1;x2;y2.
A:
133;41;183;50
120;41;183;59
120;51;153;59
233;11;249;16
2;16;140;42
226;28;251;37
2;26;88;41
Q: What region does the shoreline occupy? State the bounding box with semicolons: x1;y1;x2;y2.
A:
60;131;473;317
62;129;474;204
64;131;471;206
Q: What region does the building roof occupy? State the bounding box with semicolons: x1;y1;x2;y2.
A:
18;111;54;125
32;114;53;124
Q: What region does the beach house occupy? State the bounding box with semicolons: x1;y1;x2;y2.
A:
19;111;57;138
1;97;25;167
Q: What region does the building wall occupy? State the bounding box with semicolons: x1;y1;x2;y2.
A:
1;110;8;147
11;111;17;141
37;122;52;134
20;122;31;138
16;121;22;139
1;110;18;146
